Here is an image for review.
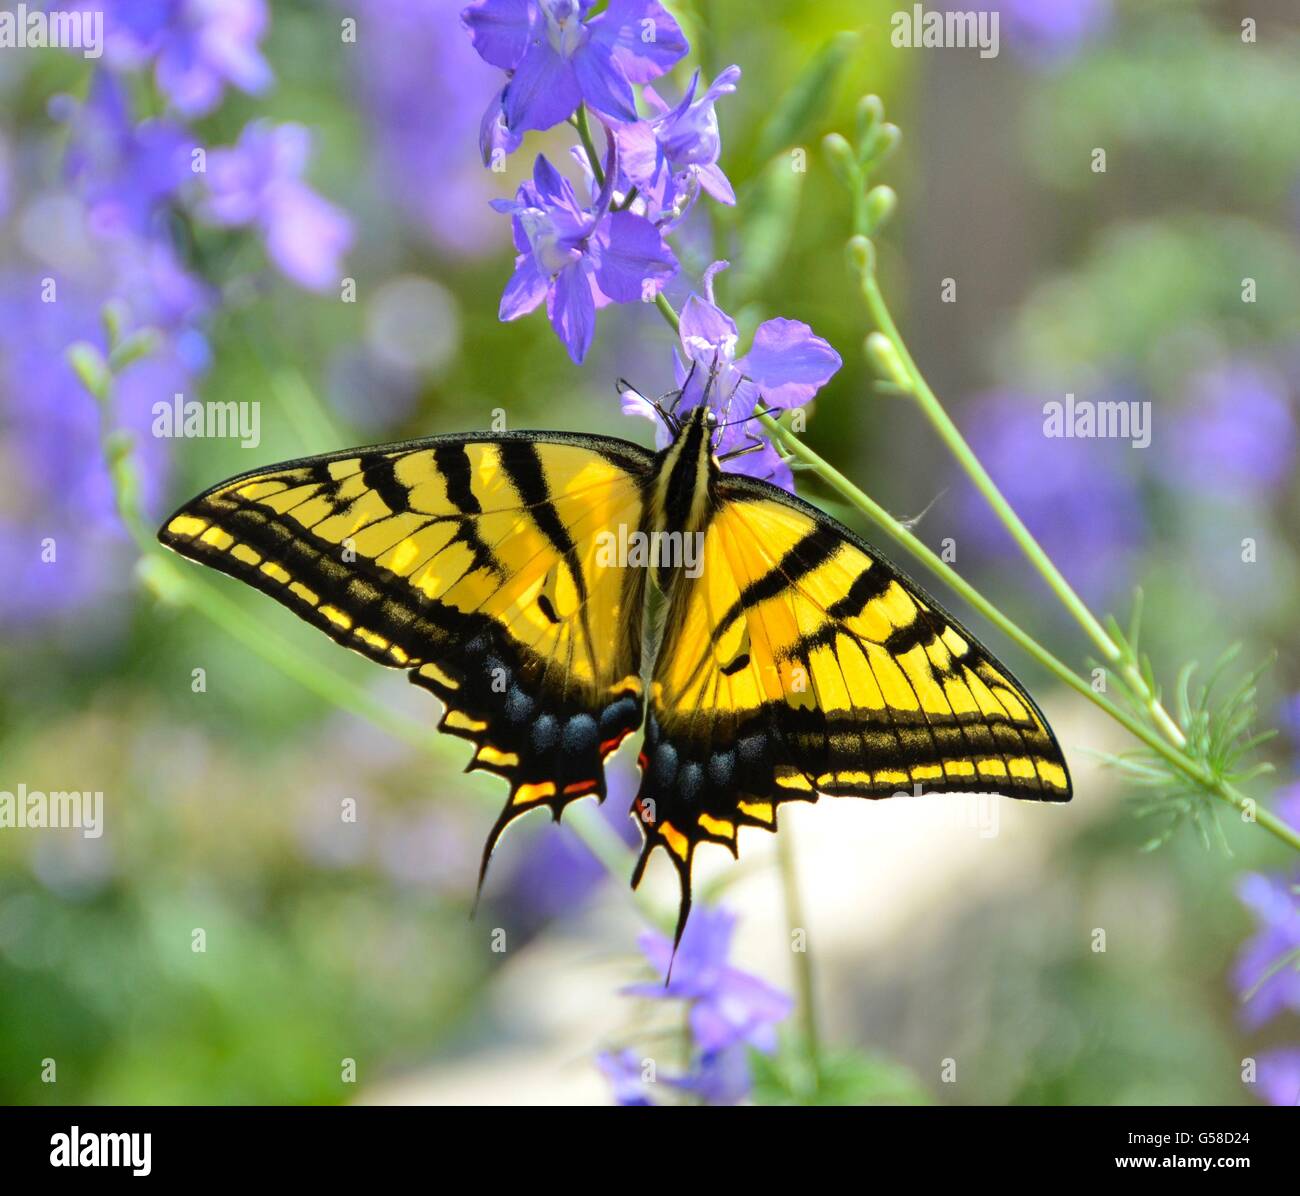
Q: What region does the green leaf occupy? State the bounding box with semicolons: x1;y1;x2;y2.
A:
753;31;857;162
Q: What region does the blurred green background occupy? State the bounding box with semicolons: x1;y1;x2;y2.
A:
1;0;1298;1105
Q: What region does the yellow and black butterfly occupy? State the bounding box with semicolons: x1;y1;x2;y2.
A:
158;393;1072;945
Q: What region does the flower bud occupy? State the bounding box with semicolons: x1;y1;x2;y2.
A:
856;95;885;148
863;185;897;234
822;132;858;191
863;122;901;167
847;235;875;277
865;332;910;389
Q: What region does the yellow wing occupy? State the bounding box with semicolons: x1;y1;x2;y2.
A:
633;473;1072;938
159;431;653;881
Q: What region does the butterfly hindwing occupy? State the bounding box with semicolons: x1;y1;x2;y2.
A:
634;472;1072;932
159;431;653;877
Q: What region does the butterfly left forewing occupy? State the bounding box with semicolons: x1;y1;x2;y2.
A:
635;473;1072;936
160;432;653;878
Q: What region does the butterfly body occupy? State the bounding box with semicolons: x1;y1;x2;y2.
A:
159;404;1071;942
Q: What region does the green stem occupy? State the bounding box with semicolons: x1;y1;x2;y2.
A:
776;824;821;1097
654;292;680;333
760;415;1300;855
575;104;605;190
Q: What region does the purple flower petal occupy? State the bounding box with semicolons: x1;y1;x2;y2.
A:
590;0;689;84
620;385;659;423
547;264;597;363
499;256;549;320
696;161;736;205
461;0;536;70
596;1050;656;1106
738;317;842;408
479;88;523;165
531;153;587;223
572;40;639;124
678;294;738;362
592;210;677;303
503;42;583;133
727;439;795;492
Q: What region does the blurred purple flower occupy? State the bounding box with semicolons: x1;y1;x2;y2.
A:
201;121;353;292
958;388;1145;605
665;1042;753;1105
462;0;688;135
0;271;192;629
85;0;273;116
492;151;677;363
624;263;841;491
1232;871;1300;1029
55;73;194;242
1275;782;1300;835
347;0;509;256
1158;360;1295;502
1254;1048;1300;1106
617;66;741;219
980;0;1111;66
503;771;639;927
596;1049;656;1106
1280;694;1300;761
627;905;792;1056
0;134;10;221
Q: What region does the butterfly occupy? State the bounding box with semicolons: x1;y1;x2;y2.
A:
158;390;1072;947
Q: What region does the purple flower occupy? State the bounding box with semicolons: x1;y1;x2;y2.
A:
991;0;1112;66
502;767;640;929
626;905;792;1056
1157;360;1295;501
665;1042;753;1105
0;267;194;630
90;0;273;117
1232;872;1300;1029
57;73;194;242
957;388;1145;606
201;121;353;292
462;0;688;135
596;1049;657;1106
625;263;841;491
1253;1048;1300;1106
492;151;677;363
617;66;741;218
1275;781;1300;835
347;0;511;256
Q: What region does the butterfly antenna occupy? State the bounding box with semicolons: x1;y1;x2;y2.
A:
700;350;724;410
714;404;776;431
618;377;680;435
